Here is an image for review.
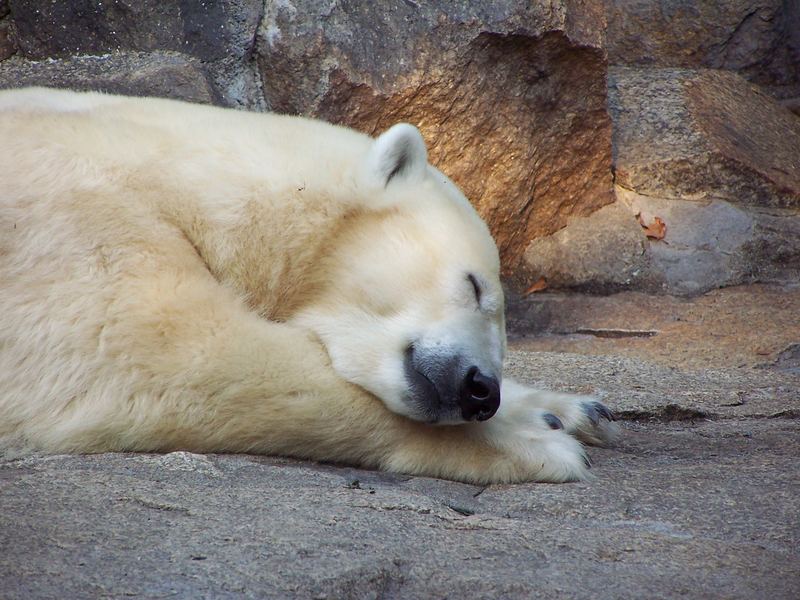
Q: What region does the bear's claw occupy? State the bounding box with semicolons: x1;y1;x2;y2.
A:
583;400;616;426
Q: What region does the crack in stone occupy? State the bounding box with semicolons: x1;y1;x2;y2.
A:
116;495;190;514
617;405;713;422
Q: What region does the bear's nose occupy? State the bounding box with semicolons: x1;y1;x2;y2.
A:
459;366;500;421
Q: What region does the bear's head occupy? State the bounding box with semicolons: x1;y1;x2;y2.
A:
295;124;506;424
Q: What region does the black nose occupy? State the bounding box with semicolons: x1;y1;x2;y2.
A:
459;366;500;421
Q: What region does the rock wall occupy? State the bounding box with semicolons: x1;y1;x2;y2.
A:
0;0;798;294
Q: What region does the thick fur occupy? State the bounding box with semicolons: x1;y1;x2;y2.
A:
0;88;617;484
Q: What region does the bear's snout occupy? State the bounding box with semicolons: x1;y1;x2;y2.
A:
403;343;501;423
459;366;500;422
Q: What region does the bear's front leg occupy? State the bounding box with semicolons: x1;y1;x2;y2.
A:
58;270;607;484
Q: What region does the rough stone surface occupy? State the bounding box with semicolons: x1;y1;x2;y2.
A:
769;343;800;376
521;189;800;295
609;67;800;210
0;0;12;60
515;6;800;295
9;0;258;60
5;0;265;107
505;349;800;421
257;0;614;278
2;281;799;598
605;0;800;107
0;52;216;104
534;66;800;295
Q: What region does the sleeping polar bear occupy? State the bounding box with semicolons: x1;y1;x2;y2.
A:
0;88;617;483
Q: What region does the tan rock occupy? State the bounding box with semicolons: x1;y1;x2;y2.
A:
521;201;654;293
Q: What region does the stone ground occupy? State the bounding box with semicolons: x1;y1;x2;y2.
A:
2;284;798;599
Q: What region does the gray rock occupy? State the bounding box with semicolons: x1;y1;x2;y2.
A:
505;283;800;382
257;0;614;281
520;66;800;295
9;0;261;62
1;279;798;598
620;188;800;295
760;343;800;377
546;66;800;294
520;187;800;295
504;350;800;420
0;52;217;104
0;21;13;62
0;0;12;60
6;0;265;108
609;67;800;210
0;6;12;60
521;200;657;293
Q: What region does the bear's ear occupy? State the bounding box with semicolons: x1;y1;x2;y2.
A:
366;123;428;188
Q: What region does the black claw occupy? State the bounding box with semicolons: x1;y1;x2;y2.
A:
584;401;616;423
543;413;564;430
583;455;592;469
595;401;616;421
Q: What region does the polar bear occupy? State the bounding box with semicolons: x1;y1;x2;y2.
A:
0;88;616;483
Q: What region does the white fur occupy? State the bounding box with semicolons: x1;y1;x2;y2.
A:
0;88;615;483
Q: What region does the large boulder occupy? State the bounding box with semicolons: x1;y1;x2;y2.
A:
257;0;615;279
521;201;655;293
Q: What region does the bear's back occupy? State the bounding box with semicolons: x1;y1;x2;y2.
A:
0;87;374;203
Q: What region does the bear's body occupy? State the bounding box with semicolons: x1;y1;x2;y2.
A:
0;88;616;483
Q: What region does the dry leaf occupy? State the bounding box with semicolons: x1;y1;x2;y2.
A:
524;277;548;295
636;212;667;241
